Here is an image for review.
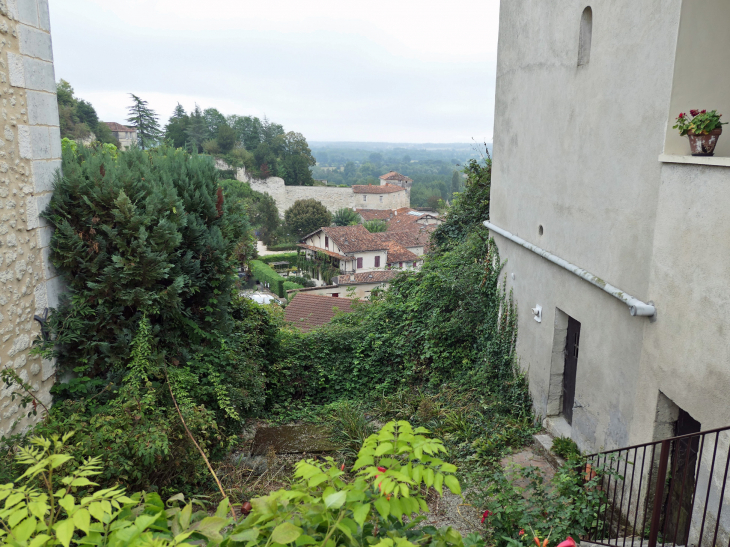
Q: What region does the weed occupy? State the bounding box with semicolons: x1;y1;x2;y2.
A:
551;436;580;460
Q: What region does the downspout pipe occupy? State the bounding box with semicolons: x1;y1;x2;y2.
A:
483;221;656;318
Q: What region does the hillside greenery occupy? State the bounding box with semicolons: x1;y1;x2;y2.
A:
56;80;118;147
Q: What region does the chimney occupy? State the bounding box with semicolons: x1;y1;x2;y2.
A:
350;274;355;281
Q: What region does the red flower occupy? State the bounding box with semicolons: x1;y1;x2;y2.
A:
519;530;525;536
678;113;685;119
480;510;492;523
556;537;577;547
341;463;345;471
690;109;699;117
377;466;387;473
701;110;707;114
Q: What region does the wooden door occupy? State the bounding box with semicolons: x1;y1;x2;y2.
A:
562;317;581;425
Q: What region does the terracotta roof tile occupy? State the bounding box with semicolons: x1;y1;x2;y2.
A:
385;242;419;263
284;293;358;332
333;270;401;285
352;183;405;194
104;122;135;132
321;225;389;253
371;231;422;249
379;171;413;183
356;209;394;221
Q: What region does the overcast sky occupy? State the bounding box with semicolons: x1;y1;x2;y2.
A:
49;0;500;144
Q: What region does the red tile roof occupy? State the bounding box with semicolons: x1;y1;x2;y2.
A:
379;171;413;183
371;231;422;249
356;209;394;221
384;241;419;263
333;270;401;285
104;122;135;132
284;293;358;332
302;225;389;253
352;183;405;194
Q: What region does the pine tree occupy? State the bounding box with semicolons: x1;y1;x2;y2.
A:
126;93;161;149
164;103;189;149
185;104;207;153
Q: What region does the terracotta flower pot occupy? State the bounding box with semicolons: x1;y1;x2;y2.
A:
687;126;722;156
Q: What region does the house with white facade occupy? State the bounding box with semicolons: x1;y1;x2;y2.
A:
488;2;730;545
104;122;137;150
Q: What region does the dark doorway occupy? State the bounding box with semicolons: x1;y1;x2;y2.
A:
664;409;702;545
562;316;581;425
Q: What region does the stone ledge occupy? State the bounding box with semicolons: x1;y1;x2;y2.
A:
659;154;730;167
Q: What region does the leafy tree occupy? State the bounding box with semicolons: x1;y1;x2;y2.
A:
276;131;316;186
203;107;227;140
56;79;119;146
333;207;360;226
164;103;189;149
126;93;161;149
284;199;332;238
363;219;388;233
228;115;263;150
261;116;285;145
451;170;461;196
185;104;207;152
217;123;237;153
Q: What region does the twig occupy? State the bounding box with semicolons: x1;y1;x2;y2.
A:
166;370;238;521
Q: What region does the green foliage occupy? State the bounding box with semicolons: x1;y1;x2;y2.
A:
250;260;287;297
363;219;388;233
433;146;492;251
56;80;119;147
2;423;480;547
478;455;619;547
328;401;376;461
163;103;189;149
283;281;304;293
258;252;298;265
284;199;333;238
674;109;726;136
126;94;161;149
266;243;300;252
551;437;580;460
333;207;361;226
219;179;282;246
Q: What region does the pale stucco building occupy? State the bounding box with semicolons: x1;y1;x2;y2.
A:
104;122;137;150
488;1;730;454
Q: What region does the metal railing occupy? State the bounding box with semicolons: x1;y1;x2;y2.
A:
584;425;730;547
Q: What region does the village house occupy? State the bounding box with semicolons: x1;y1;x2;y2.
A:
378;171;413;197
104;122;138;150
488;2;730;545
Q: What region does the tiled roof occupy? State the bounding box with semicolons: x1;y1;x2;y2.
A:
371;231;422;249
322;225;389;253
385;242;419;263
333;270;401;285
352;184;405;194
284;293;358;332
104;122;135;132
297;243;347;260
379;171;413;183
356;209;394;221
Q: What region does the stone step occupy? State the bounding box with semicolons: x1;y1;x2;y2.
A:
532;432;566;470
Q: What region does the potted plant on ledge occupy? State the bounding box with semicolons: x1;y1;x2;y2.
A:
674;109;727;156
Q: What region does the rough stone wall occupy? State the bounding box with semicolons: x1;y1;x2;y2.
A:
0;0;62;437
242;171;409;216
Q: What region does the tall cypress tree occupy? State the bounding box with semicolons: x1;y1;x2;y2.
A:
164;103;189;149
126;93;162;149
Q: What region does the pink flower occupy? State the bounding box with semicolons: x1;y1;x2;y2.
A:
480;510;492;523
341;463;345;471
690;109;699;117
701;110;707;114
519;530;525;536
556;537;577;547
377;466;387;473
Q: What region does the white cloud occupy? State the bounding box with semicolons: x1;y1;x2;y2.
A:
49;0;500;142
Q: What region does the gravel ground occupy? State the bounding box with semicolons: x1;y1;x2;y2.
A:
422;487;484;536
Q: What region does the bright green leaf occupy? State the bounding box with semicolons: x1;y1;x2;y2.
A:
54;518;75;547
271;522;302;544
324;491;346;509
444;475;461;495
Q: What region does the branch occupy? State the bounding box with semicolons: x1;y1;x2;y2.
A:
165;370;238;521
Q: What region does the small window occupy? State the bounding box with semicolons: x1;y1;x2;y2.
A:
357;257;363;269
578;6;592;66
374;256;380;267
380;195;383;203
363;195;367;202
332;293;339;298
399;262;403;268
325;236;329;248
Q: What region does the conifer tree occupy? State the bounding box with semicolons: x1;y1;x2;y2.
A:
126;93;161;149
164;103;189;148
185;104;207;152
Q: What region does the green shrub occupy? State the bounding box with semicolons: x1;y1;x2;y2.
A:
333;207;361;226
250;260;286;297
259;252;299;264
1;423;483;547
266;243;300;251
551;436;580;460
283;281;304;293
363;219;388;232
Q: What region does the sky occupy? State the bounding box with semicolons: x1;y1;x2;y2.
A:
49;0;501;144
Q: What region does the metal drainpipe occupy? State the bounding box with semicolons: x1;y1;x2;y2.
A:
483;221;656;318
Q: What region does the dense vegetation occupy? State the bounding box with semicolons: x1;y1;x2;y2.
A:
57;80;118;146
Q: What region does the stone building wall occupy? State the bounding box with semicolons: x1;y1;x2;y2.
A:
0;0;62;437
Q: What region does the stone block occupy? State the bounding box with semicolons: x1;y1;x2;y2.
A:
23;57;55;92
5;0;19;20
41;358;54;381
40;244;55;279
18;124;31;159
29;125;51;158
34;192;51;223
7;52;25;87
45;274;64;308
37;0;49;31
33;278;47;314
31;158;60;193
49;125;61;158
26;90;58;126
18;24;53;61
16;0;38;27
37;224;52;248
